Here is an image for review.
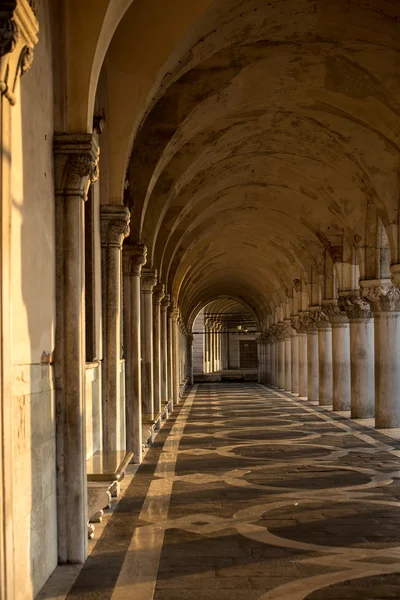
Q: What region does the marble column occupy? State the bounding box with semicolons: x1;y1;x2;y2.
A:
170;304;180;405
270;337;277;387
317;313;333;406
284;326;292;392
141;267;157;420
297;329;308;398
152;283;165;420
275;326;285;390
100;206;130;450
167;306;174;409
324;303;351;411
187;334;194;385
123;243;147;463
54;134;99;563
304;315;319;401
161;294;170;409
362;281;400;427
290;329;299;395
1;5;38;586
340;294;375;419
266;339;272;384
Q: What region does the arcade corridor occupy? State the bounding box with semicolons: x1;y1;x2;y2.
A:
42;384;400;600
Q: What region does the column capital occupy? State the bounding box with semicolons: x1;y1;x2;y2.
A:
283;319;293;339
0;0;38;105
100;205;130;248
169;304;180;322
338;292;372;320
295;311;318;333
271;323;285;341
153;282;165;305
141;267;157;293
360;279;400;312
161;293;170;312
320;301;348;326
54;133;99;200
123;243;147;276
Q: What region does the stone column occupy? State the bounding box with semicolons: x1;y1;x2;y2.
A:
187;334;194;385
161;294;170;408
123;244;147;463
290;328;299;395
141;267;157;420
0;3;38;586
167;305;174;408
275;325;285;390
266;338;272;384
54;134;99;563
340;294;374;419
324;303;351;411
303;315;319;401
298;330;308;398
362;281;400;427
284;325;292;392
317;311;333;406
152;283;165;421
170;304;180;406
100;206;130;450
270;334;277;386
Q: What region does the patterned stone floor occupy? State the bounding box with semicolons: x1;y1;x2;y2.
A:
42;384;400;599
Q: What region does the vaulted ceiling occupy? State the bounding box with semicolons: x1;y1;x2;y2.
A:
119;0;400;326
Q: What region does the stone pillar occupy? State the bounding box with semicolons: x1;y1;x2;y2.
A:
152;283;165;420
303;315;319;401
317;312;333;406
123;244;147;463
270;335;277;386
362;281;400;427
266;339;272;384
275;326;285;390
0;3;38;586
290;329;299;395
141;267;157;420
323;303;351;411
54;134;99;563
298;330;308;398
161;294;170;408
100;206;130;450
167;306;174;408
187;334;194;385
284;325;292;392
170;304;180;406
340;294;375;419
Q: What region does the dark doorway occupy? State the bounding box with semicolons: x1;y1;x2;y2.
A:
239;340;258;368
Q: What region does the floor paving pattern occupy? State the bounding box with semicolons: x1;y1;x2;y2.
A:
50;384;400;599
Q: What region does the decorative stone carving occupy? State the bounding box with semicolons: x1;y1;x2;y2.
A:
361;280;400;312
338;294;372;320
0;0;38;104
153;282;165;305
161;293;170;312
296;312;318;333
265;329;276;343
320;302;348;326
141;267;157;293
54;133;100;200
100;206;130;248
271;323;285;341
123;243;147;276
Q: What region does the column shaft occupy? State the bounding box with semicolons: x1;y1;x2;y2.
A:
152;284;165;419
374;311;400;427
277;339;285;390
284;336;292;391
307;331;319;401
318;324;333;406
291;334;299;394
270;342;276;386
298;332;308;397
161;295;170;407
332;322;351;411
123;244;146;463
141;268;157;419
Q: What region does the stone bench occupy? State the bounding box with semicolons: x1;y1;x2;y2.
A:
86;450;133;538
142;412;163;448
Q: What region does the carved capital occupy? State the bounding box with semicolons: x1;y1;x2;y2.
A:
338;293;372;320
320;302;348;326
297;310;319;333
271;323;285;341
123;243;147;276
169;304;180;323
100;205;130;248
153;283;165;306
0;0;38;105
141;267;157;293
361;280;400;312
54;134;99;200
161;293;170;312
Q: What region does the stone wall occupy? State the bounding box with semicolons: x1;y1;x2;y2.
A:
10;0;58;596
